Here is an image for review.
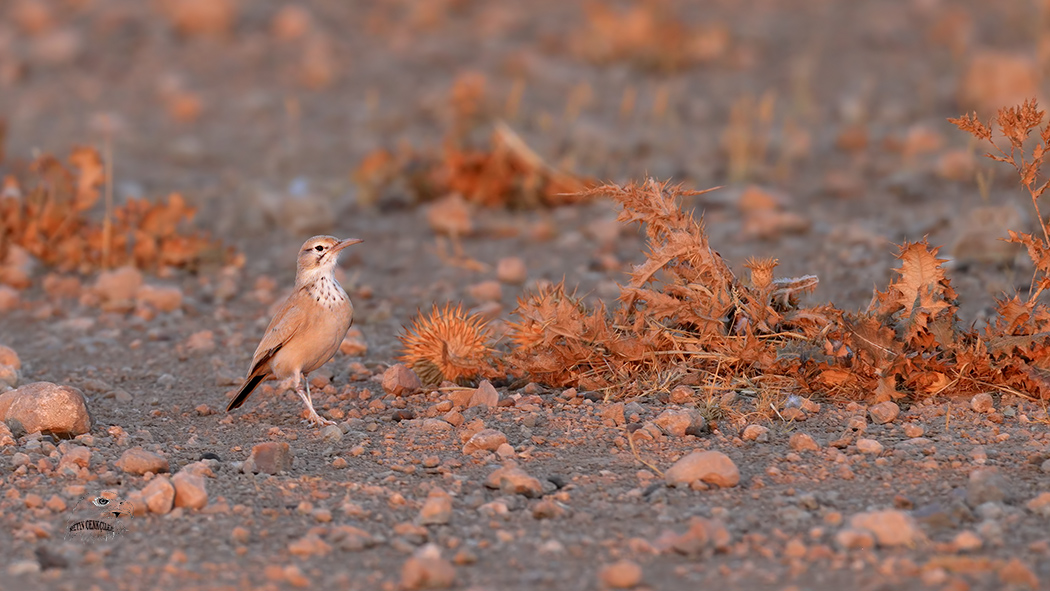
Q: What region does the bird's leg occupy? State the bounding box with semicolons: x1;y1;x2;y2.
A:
293;372;334;427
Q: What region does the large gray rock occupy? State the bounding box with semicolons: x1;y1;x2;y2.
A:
0;382;92;437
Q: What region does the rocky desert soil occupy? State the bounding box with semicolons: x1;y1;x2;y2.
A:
1;1;1050;590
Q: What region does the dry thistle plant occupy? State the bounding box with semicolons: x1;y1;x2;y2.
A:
399;303;498;386
504;179;824;400
0;147;235;280
354;122;590;209
573;1;730;72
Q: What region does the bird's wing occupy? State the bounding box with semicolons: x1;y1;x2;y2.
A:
246;289;309;377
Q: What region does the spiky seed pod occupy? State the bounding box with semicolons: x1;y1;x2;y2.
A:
744;256;778;291
399;303;495;386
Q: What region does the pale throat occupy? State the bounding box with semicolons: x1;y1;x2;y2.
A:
299;264;348;309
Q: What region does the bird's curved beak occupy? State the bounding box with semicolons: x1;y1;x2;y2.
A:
331;238;363;255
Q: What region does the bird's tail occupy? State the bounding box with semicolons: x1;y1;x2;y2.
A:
226;374;266;412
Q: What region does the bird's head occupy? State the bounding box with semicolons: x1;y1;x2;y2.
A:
295;235;363;285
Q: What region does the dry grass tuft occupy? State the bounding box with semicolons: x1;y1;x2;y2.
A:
0;146;235;281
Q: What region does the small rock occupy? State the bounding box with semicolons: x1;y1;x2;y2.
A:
868;401;900;424
496;257;527;285
848;509;924;547
0;365;20;388
0;382;92;437
970;392;994;413
172;471;208;510
967;467;1008;508
485;461;544;498
422;418;452;432
136;284;183;312
847;415;867;431
7;560;40;576
182;330;215;355
288;533;332;558
401;544;455;590
741;424;769;442
1027;492;1050;517
661;516;732;555
462;428;508;455
834;527;875;550
93;266;143;306
339;332;368;356
246;442;293;474
998;558;1040;589
600;402;625;426
468;280;502;302
789;432;819;452
664;450;740;488
330;525;378;552
57;445;91;473
382;364;421;397
0;286;19;312
141;475;175;514
321;424;342;442
0;345;21;370
669;385;693;404
468;380;499;408
856;438;884;454
902;423;924;437
654;408;698;437
419;489;453;525
115;448;170;475
599;560;643;589
531;498;567;519
952;530;983;552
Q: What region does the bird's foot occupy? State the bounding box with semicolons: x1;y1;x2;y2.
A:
304;410;335;427
295;385;334;427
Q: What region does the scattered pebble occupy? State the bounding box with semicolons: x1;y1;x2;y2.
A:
902;423;924;437
172;471;208;510
245;442;293;474
140;475;175;514
401;544;455;590
0;345;21;369
741;424;769;442
136;284;183;312
0;382;92;437
966;467;1008;508
599;560;643;589
468;280;502;302
419;488;453;525
970;392;994;413
856;438;883;454
848;509;924;547
115;448;170;475
468;380;499;408
653;408;700;437
496;257;527;285
485;461;544;498
664;450;740;488
1027;492;1050;517
952;530;983;552
788;433;819;452
462;428;508;455
93;266;143;308
382;363;421;397
868;401;900;424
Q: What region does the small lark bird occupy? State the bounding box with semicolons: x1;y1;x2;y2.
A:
227;235;363;426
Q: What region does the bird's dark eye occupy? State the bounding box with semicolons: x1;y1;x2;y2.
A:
315;245;324;251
